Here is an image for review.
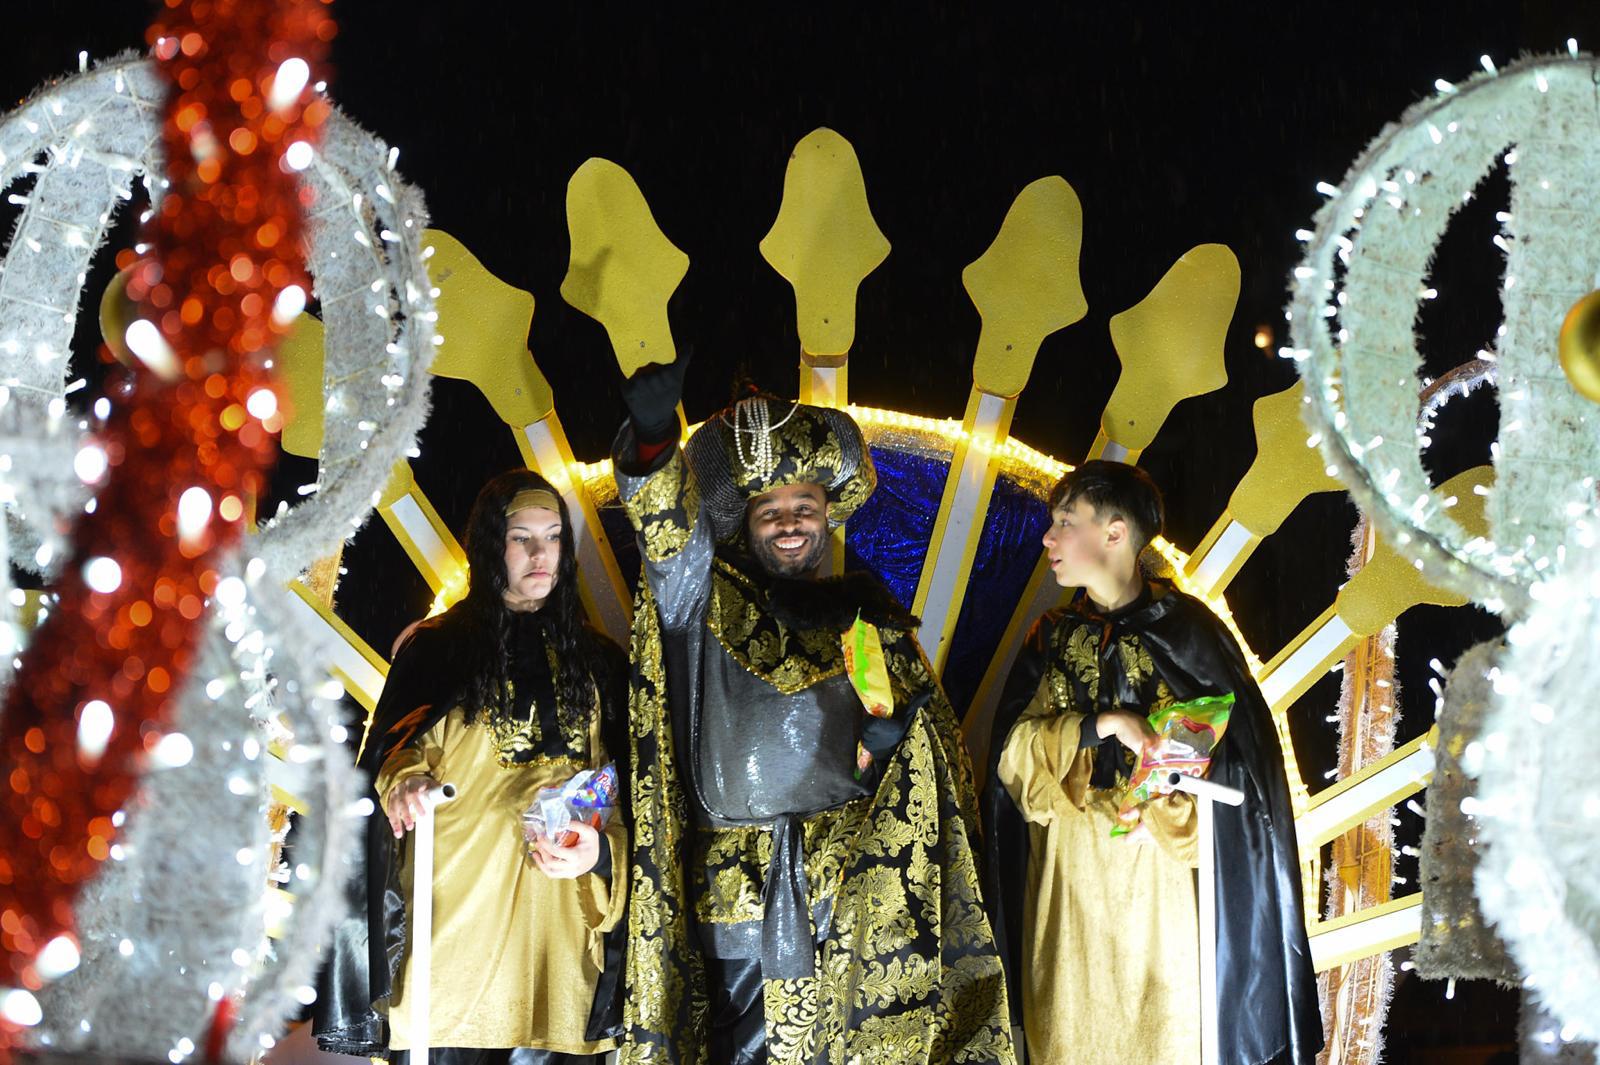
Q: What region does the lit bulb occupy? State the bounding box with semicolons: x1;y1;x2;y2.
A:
83;556;122;593
73;444;108;484
246;388;277;420
78;700;114;762
267;57;311;110
152;732;194;768
177;486;213;542
124;319;180;380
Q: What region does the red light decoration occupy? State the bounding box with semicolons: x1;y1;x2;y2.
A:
0;0;334;1036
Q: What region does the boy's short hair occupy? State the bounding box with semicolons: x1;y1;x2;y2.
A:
1047;460;1165;552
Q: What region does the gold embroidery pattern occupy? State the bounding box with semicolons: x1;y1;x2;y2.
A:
485;645;594;768
692;801;864;925
620;583;709;1065
623;448;700;562
622;587;1013;1064
705;559;848;694
761;632;1014;1064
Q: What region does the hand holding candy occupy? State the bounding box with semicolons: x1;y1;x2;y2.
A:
532;820;601;879
1097;709;1158;754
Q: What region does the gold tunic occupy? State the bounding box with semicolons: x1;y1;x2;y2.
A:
374;707;627;1053
996;677;1200;1065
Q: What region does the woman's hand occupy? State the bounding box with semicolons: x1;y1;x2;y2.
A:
384;775;441;838
531;820;601;879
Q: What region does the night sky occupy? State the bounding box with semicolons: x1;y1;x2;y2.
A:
9;2;1598;1058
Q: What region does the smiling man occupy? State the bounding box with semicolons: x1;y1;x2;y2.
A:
610;369;1013;1065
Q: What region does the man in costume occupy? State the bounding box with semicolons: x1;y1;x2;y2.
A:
314;470;630;1064
980;461;1322;1065
613;362;1013;1065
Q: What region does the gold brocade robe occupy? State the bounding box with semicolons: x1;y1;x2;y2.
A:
375;708;628;1053
995;640;1202;1065
612;433;1015;1065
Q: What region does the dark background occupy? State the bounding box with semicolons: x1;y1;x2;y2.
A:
9;2;1597;1060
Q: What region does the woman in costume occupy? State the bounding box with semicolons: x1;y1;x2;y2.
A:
314;469;630;1065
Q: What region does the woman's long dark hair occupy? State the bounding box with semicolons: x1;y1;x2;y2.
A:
441;468;598;724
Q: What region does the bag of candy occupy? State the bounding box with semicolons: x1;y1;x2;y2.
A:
521;763;618;851
1111;693;1234;838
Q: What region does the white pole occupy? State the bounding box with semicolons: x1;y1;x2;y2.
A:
1168;771;1244;1065
410;782;457;1065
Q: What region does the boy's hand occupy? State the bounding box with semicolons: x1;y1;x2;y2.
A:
1096;710;1157;754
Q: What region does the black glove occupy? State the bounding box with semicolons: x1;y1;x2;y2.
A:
620;354;692;444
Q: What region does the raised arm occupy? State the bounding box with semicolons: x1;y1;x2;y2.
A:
612;358;712;631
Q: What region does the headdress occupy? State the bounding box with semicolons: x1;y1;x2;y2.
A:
684;392;875;542
503;487;561;517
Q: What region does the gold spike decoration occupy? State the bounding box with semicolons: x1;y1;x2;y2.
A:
97;262;137;366
1091;243;1240;463
424;228;633;642
425;229;553;425
963;177;1087;400
1257;465;1492;714
760;127;890;408
561;158;690;378
1184;380;1346;596
970;242;1241;759
912;177;1087;673
761;128;890;574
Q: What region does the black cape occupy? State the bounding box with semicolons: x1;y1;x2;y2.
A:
979;581;1323;1065
312;611;630;1057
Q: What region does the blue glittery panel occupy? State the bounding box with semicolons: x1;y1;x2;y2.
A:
842;447;945;609
846;446;1051;716
597;443;1053;719
936;473;1051;715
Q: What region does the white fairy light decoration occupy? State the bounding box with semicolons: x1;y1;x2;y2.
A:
1287;50;1600;1046
1286;54;1600;615
0;53;435;1056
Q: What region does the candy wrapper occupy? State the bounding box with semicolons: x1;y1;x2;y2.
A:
521;763;618;851
1111;693;1234;838
843;613;894;779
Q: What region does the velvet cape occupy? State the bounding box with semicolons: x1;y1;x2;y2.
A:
979;582;1324;1065
311;612;629;1056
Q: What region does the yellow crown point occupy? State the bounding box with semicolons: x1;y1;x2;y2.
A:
275;311;326;460
1230;380;1346;537
1104;243;1240;451
1339;465;1492;636
759;128;890;360
424;228;554;426
962;176;1087;398
560;158;689;378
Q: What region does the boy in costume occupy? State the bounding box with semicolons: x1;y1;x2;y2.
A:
980;461;1322;1065
613;361;1013;1065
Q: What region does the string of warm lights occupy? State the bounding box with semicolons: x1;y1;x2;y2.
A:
0;8;332;1052
0;29;437;1049
571;405;1264;674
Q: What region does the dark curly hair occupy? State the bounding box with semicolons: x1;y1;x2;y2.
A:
440;468;600;724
